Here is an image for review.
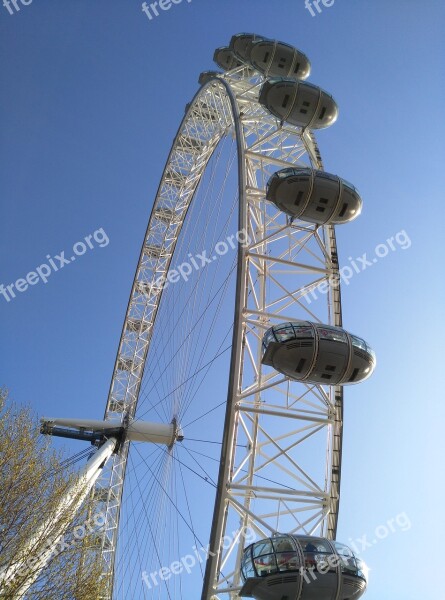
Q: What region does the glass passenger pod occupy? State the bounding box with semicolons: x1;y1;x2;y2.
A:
262;321;376;385
213;46;244;71
229;32;269;63
266;167;362;224
259;78;338;130
240;535;367;600
249;39;311;80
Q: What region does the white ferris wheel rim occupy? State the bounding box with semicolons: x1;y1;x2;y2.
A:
94;64;344;600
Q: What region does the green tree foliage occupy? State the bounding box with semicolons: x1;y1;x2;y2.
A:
0;389;108;599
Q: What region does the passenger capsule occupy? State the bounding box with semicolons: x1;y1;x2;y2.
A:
266;168;362;224
213;46;244;71
250;39;311;79
262;321;375;385
229;32;268;63
240;534;367;600
259;78;338;129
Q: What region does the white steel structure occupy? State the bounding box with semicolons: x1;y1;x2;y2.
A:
37;37;356;600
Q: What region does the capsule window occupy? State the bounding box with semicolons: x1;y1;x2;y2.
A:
295;358;306;373
348;368;360;382
338;555;358;575
253;540;274;557
319;106;327;120
253;553;277;577
338;203;348;217
241;554;256;580
294;168;312;177
341;178;357;192
272;537;299;572
293;325;314;338
272;537;295;552
318;171;338;181
333;542;355;558
317;327;347;343
298;538;332;556
276;554;298;572
262;329;276;350
350;335;367;351
294;190;304;206
274;326;296;342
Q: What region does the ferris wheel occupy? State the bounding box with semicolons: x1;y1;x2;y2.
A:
33;33;375;600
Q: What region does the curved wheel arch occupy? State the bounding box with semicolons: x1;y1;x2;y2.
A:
91;65;345;599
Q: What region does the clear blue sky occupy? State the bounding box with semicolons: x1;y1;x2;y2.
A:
1;1;444;598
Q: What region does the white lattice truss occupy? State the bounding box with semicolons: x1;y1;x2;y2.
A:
91;65;344;599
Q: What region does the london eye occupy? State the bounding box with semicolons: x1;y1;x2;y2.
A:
30;33;376;600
